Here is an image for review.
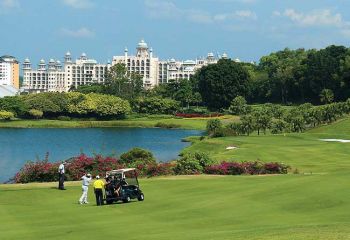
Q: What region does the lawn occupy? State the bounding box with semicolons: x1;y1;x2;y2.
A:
1;118;350;239
0;115;238;130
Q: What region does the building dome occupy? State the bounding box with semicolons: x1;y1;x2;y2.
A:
124;47;128;52
24;58;30;63
49;59;55;63
234;58;241;63
222;53;228;59
56;60;61;64
40;59;45;64
207;52;214;58
137;39;148;49
170;58;176;63
66;51;71;56
81;53;87;57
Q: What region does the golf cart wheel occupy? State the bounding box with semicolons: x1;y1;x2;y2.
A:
123;196;131;203
138;193;144;201
106;199;114;205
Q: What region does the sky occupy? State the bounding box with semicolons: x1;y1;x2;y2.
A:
1;0;350;65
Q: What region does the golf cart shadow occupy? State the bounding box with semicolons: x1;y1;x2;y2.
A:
104;168;145;205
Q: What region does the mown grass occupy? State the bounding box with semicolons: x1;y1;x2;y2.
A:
1;117;350;239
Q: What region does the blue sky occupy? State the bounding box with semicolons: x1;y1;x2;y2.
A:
1;0;350;65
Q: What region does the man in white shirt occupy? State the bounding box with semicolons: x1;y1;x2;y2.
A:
58;161;66;190
79;173;92;204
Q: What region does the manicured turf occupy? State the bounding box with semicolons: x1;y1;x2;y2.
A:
1;117;350;239
0;115;237;130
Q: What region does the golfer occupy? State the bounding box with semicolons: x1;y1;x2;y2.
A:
93;175;105;206
79;173;92;204
58;161;66;190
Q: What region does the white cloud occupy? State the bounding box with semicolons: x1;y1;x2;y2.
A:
0;0;19;9
274;8;350;39
283;9;343;27
62;0;93;9
145;0;257;24
60;27;95;38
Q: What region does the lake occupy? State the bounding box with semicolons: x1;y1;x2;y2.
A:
0;128;202;183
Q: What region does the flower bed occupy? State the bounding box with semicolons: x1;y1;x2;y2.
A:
14;153;289;183
204;161;290;175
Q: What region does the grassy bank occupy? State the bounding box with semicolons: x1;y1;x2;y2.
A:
0;116;238;130
1;118;350;239
1;173;350;240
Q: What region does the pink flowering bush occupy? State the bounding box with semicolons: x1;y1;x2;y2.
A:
204;161;289;175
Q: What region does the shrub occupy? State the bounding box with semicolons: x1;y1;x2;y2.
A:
0;111;14;120
154;122;181;129
119;148;156;167
57;116;71;121
133;97;180;114
145;163;175;177
174;152;213;175
206;119;223;137
28;109;43;119
204;161;289;175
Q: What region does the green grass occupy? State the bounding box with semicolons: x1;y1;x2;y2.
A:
1;117;350;239
0;118;207;130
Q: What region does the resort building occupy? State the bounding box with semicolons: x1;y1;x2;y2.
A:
0;55;20;89
22;53;109;93
112;39;159;88
22;39;231;92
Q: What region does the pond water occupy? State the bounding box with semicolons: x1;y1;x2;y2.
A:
0;128;202;182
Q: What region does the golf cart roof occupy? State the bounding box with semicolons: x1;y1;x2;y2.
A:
107;168;136;175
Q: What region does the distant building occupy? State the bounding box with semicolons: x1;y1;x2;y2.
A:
22;53;109;93
22;39;232;92
0;85;19;97
112;39;159;88
0;55;20;89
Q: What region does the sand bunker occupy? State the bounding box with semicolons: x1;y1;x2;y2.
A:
226;146;238;150
320;139;350;143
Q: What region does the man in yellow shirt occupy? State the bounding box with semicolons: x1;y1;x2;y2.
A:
93;175;105;206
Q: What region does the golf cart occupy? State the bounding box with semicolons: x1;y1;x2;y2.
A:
104;168;144;204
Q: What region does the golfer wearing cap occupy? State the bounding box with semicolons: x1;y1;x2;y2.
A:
93;175;105;206
79;173;92;204
58;161;67;190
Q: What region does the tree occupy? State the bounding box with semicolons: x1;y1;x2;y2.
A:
0;96;28;117
240;114;256;135
252;107;271;135
229;96;251;115
28;109;43;119
319;89;334;104
206;119;223;137
194;59;250;110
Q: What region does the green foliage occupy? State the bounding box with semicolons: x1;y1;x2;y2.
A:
319;89;334;104
119;148;156;167
194;59;250;110
28;109;43;119
174;152;213;174
0;96;28;117
229;96;251;115
57;116;71;121
252;107;272;135
0;111;14;120
206;119;223;137
270;119;289;134
133;97;180;114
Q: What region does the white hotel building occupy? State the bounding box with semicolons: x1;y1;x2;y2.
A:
22;39;229;93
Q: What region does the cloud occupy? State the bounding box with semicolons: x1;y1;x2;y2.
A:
145;0;257;24
0;0;19;14
283;9;343;27
62;0;93;9
60;27;95;38
274;8;350;39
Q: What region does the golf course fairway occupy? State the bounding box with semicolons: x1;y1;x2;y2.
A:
1;118;350;240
